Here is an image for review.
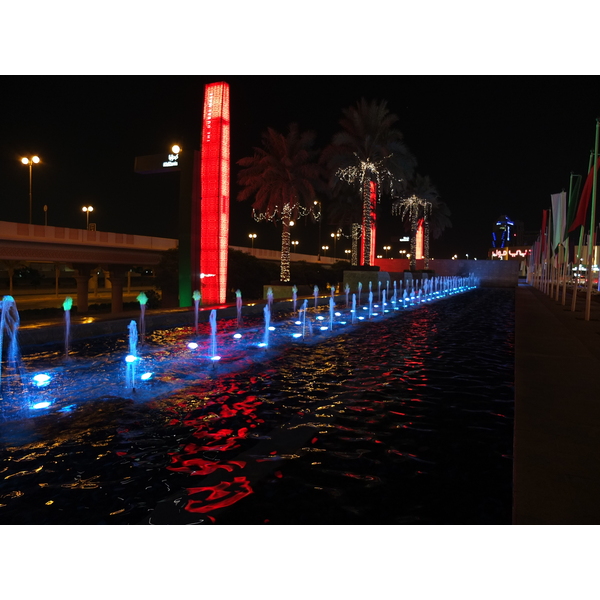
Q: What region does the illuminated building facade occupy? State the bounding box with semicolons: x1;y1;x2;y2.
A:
492;215;515;249
360;181;377;266
199;82;230;304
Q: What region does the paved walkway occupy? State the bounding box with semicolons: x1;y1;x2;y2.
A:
514;282;600;524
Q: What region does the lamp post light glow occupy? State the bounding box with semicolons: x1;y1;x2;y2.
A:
21;155;40;224
383;245;391;258
291;240;299;251
82;205;94;229
321;245;329;257
249;233;257;249
331;230;341;259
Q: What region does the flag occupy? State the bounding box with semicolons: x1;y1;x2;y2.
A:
540;209;548;256
565;174;582;233
551;191;567;250
568;157;600;233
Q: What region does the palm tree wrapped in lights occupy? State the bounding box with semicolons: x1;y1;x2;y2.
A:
392;174;451;270
393;194;431;270
336;154;398;266
322;98;416;267
237;124;323;283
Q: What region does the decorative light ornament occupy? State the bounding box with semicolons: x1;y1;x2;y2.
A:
336;153;400;267
392;195;431;270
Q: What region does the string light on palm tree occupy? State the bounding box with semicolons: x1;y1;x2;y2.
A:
337;153;398;267
393;195;431;270
237;124;321;283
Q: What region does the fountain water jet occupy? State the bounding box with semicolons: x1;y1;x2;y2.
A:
193;290;201;335
0;296;23;405
263;304;271;347
236;290;243;328
137;291;148;343
63;296;73;358
125;320;138;391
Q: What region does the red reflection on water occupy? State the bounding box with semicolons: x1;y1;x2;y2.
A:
185;477;253;513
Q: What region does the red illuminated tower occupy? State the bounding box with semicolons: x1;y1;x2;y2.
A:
198;82;230;304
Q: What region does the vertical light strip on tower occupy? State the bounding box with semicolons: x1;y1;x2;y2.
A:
200;82;230;304
416;218;424;260
361;181;377;266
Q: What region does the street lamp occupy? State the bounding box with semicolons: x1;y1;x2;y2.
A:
82;206;94;229
321;245;329;257
331;230;341;259
249;233;257;249
21;155;40;224
383;245;391;258
291;240;299;251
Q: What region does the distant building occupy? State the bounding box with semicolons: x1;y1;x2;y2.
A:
492;215;515;249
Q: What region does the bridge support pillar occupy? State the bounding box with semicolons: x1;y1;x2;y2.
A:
74;264;95;313
107;266;128;314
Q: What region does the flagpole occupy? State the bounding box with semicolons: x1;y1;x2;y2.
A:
585;118;599;321
572;154;594;312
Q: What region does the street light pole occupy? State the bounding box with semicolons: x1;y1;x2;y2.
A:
249;233;257;249
82;206;94;229
21;156;40;224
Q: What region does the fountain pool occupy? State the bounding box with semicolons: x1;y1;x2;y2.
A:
0;281;514;524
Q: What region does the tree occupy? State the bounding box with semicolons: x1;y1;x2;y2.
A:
392;174;451;270
322;98;416;267
237;124;323;283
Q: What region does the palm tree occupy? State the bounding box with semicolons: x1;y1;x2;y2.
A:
237;124;323;283
322;98;416;267
392;174;451;270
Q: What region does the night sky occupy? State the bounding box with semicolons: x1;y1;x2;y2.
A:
3;75;600;260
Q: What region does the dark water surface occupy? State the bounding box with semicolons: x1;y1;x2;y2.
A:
0;288;514;524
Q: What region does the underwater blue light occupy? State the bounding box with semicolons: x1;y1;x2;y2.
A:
320;326;328;331
292;333;302;338
141;372;153;381
335;312;341;317
125;354;137;363
233;333;242;339
257;343;267;347
358;316;365;320
58;404;75;413
316;316;324;320
187;342;199;350
294;321;302;325
33;373;51;386
210;356;221;361
32;401;51;410
268;326;275;331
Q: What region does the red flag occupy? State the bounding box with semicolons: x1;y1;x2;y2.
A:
540;209;548;256
568;157;600;232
